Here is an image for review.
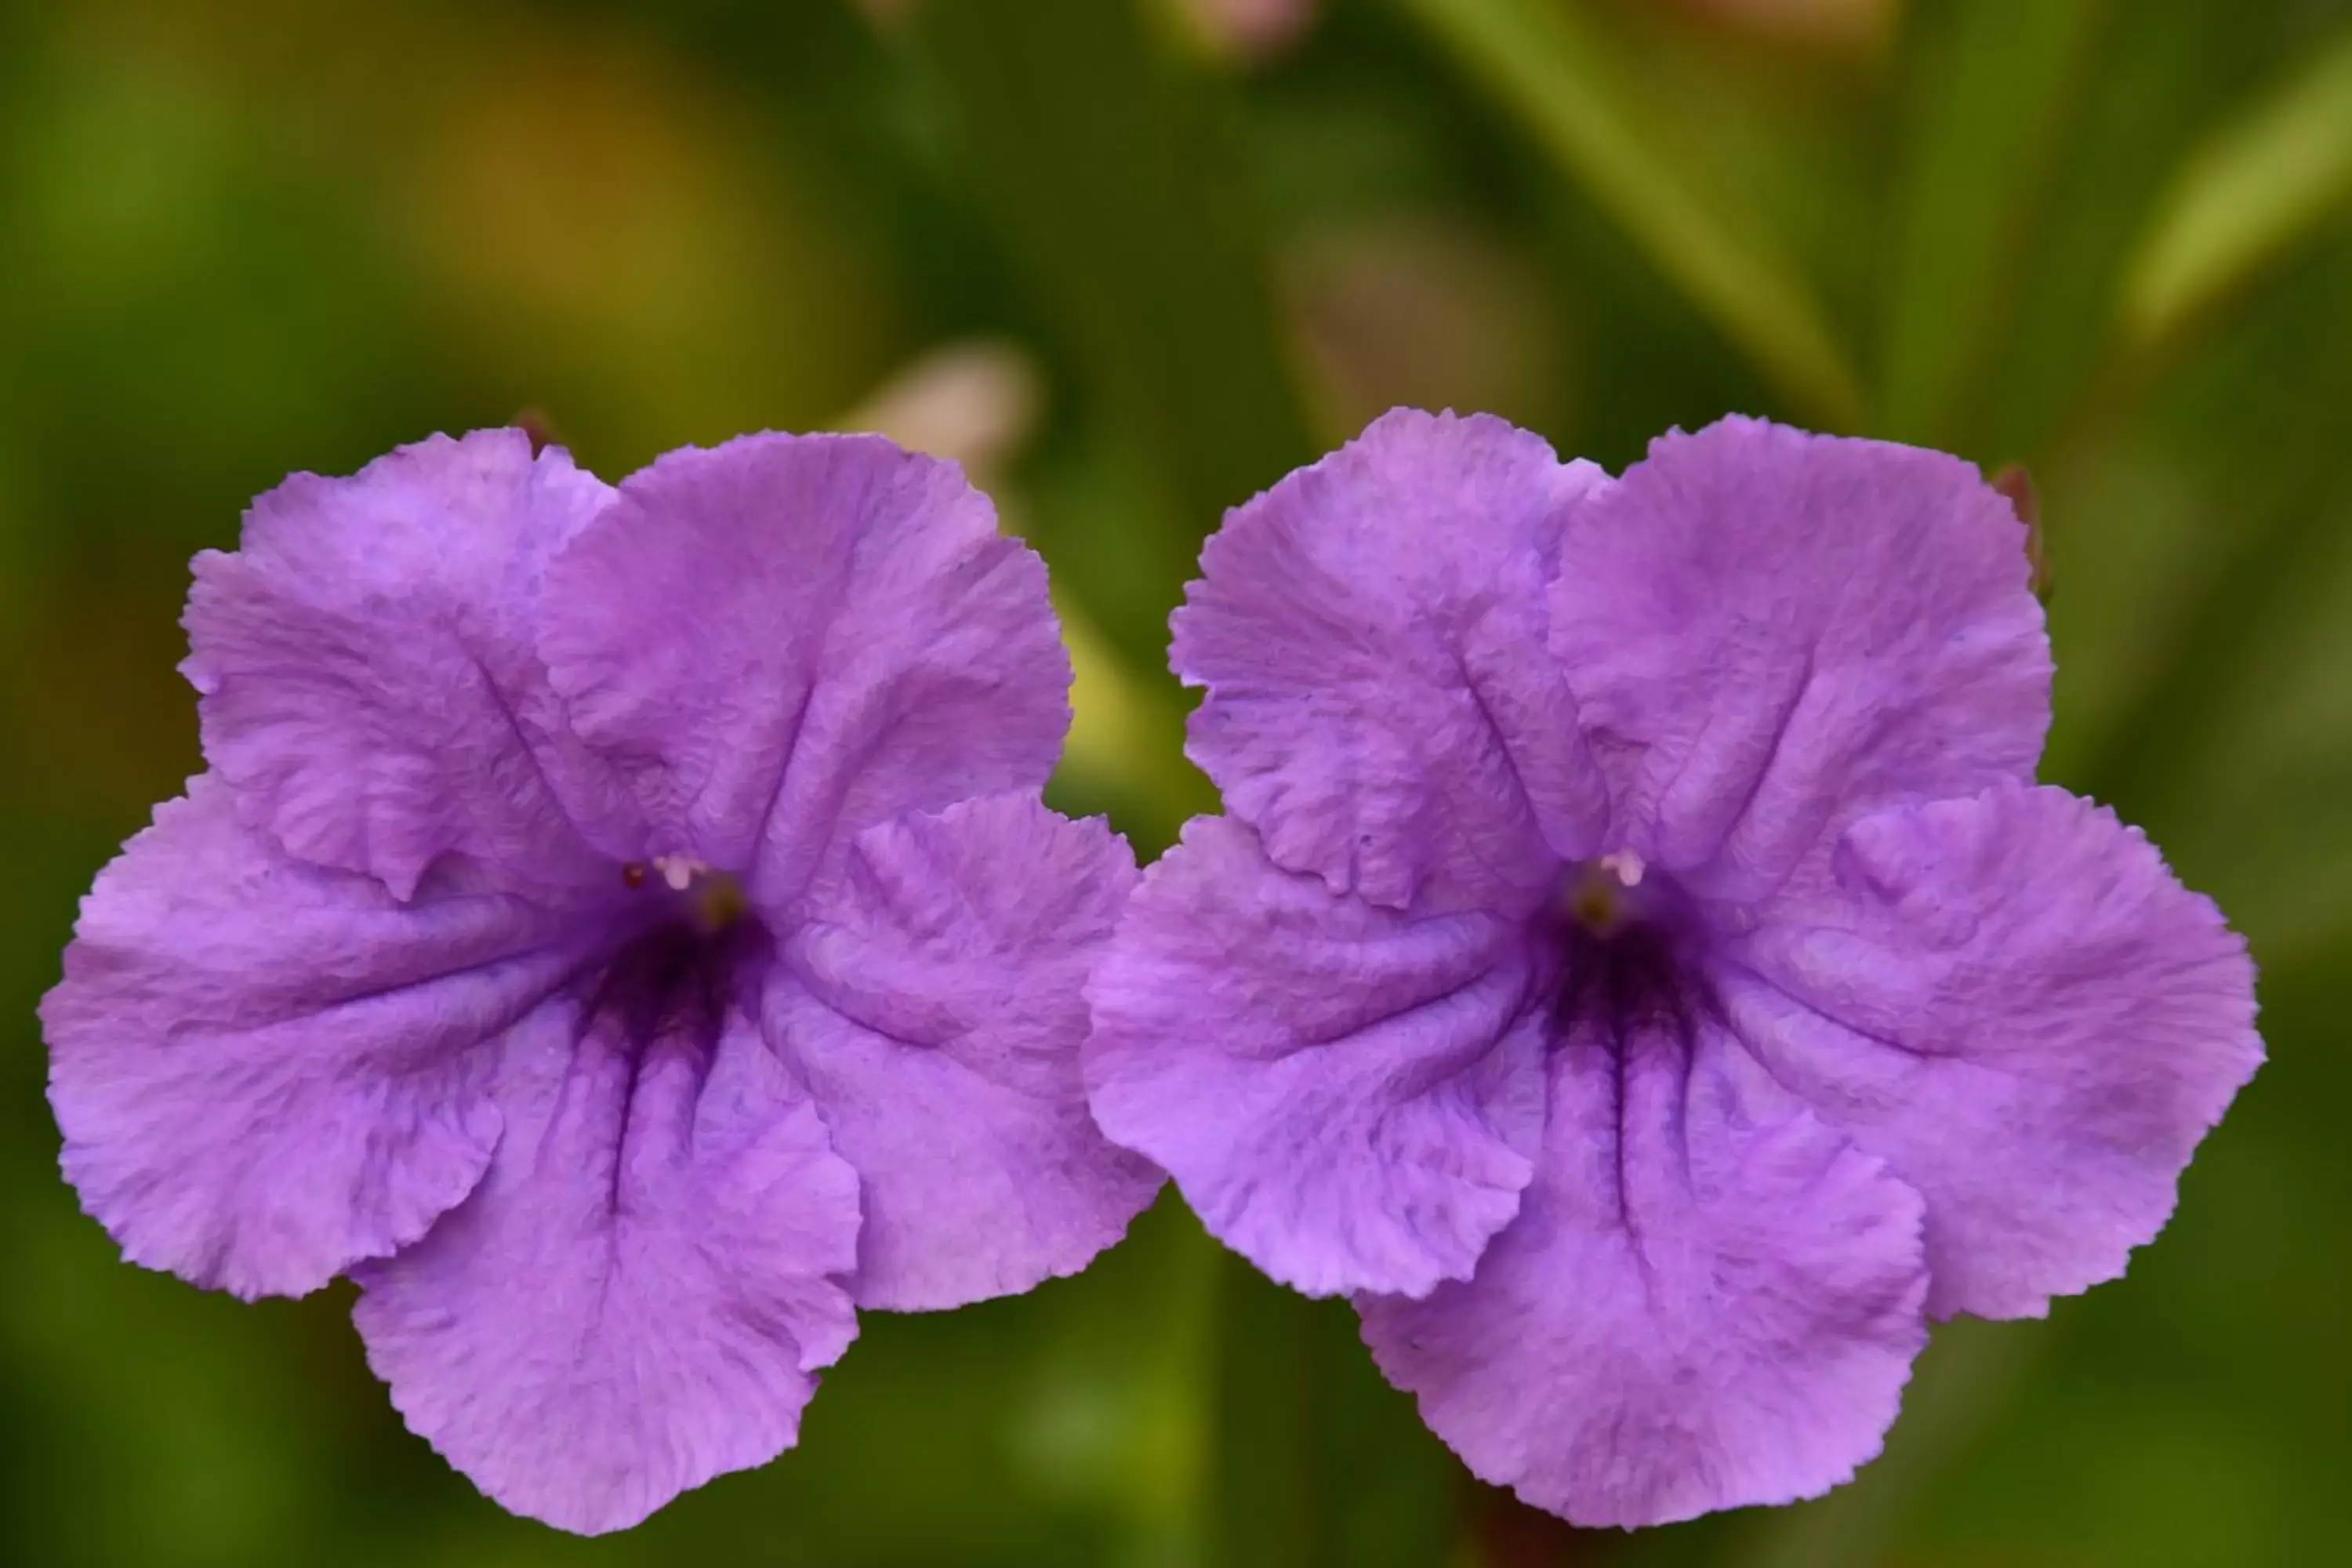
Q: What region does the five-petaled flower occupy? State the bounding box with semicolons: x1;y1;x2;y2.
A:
1084;410;2261;1526
41;429;1160;1533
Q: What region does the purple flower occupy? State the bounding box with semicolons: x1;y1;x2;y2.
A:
1084;411;2260;1526
41;428;1160;1534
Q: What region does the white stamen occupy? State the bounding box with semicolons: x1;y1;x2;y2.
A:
1597;848;1646;888
652;853;706;893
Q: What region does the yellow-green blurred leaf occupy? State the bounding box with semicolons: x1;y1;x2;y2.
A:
2122;28;2352;345
1390;0;1862;430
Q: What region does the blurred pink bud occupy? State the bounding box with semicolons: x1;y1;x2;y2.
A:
835;339;1046;481
1173;0;1319;64
1283;214;1565;445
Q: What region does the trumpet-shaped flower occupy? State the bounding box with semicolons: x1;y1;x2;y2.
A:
1085;411;2259;1526
44;428;1159;1533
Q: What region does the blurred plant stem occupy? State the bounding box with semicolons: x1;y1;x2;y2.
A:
912;0;1312;673
1196;1244;1468;1568
1200;1258;1324;1567
1389;0;1863;431
1876;0;2109;451
911;7;1452;1564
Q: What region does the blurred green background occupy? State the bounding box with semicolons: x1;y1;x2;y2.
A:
4;0;2349;1563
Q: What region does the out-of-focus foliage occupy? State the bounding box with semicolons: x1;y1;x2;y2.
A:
1393;0;1863;429
2;1;2347;1563
2124;27;2352;348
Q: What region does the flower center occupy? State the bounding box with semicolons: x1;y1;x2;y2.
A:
597;856;766;1045
1541;851;1715;1045
1558;848;1648;937
622;855;751;935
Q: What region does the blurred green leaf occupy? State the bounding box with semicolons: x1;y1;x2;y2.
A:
2122;26;2352;347
2068;242;2352;828
10;2;2352;1563
1894;229;2352;1564
913;7;1464;1564
1388;0;1862;430
1878;0;2108;448
913;0;1312;589
1969;0;2266;461
1728;1318;2045;1568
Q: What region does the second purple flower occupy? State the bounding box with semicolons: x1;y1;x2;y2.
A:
1084;410;2261;1526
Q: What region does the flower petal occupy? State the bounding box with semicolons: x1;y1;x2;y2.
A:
40;775;580;1299
1552;417;2051;905
352;1002;861;1536
1085;816;1547;1299
773;794;1160;1311
1359;1021;1928;1527
1174;408;1610;913
1723;781;2261;1319
184;429;633;900
538;433;1069;905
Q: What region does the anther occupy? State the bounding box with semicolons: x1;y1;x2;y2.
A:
1598;849;1646;887
653;854;704;892
630;853;750;934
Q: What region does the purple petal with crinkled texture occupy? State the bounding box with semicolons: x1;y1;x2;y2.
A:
539;434;1069;906
1360;1020;1928;1527
46;420;1160;1537
1174;408;1609;913
1722;780;2260;1319
41;775;581;1299
1552;418;2051;905
774;793;1159;1310
184;429;637;900
352;1004;860;1536
1086;816;1547;1299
